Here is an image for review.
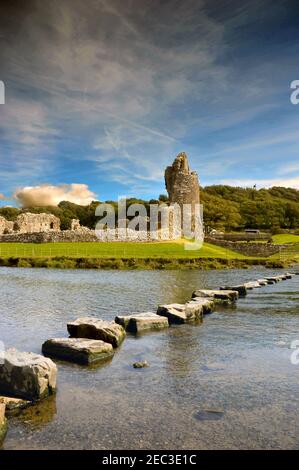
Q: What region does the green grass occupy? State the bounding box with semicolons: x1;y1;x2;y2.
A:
0;241;249;260
272;234;299;244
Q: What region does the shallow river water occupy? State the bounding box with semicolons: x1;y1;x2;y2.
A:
0;266;299;450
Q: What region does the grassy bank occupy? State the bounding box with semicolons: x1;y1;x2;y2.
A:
0;240;295;270
272;234;299;244
0;241;248;260
0;256;289;270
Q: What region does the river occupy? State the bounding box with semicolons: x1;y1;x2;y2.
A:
0;266;298;449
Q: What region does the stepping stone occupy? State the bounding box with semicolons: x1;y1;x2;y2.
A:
0;348;57;401
42;338;114;365
0;396;32;415
265;275;287;283
0;404;7;446
115;312;169;333
194;409;224;421
186;298;215;314
265;277;279;283
284;273;293;279
220;285;247;296
67;317;126;348
192;289;239;302
157;304;196;324
257;279;268;286
244;281;261;289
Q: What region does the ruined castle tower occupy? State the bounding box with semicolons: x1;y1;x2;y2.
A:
165;152;200;207
164;152;201;239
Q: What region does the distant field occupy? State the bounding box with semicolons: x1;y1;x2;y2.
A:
272;234;299;244
0;241;249;260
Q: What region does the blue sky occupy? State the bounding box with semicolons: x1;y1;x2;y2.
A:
0;0;299;206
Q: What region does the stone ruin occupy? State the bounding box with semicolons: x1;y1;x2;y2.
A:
0;216;14;235
0;212;97;243
70;219;81;231
165;152;200;208
164;152;202;239
0;212;60;235
13;213;60;233
0;152;202;243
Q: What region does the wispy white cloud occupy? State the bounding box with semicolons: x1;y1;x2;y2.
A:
0;0;298;198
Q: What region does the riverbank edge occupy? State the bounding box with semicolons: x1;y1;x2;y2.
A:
0;256;292;270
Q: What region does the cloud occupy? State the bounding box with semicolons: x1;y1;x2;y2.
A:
1;0;299;198
14;184;97;207
0;194;5;200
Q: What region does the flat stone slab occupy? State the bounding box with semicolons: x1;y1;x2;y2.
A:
257;279;268;286
186;298;215;315
0;348;57;401
220;285;247;296
42;338;114;365
192;289;239;302
244;281;261;289
115;312;169;333
284;273;293;279
0;404;7;446
67;317;126;348
0;396;32;415
157;304;195;324
265;275;286;283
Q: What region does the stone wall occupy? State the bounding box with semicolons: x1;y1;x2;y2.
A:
0;227;182;243
14;213;60;233
0;230;97;243
205;237;287;257
211;233;271;242
0;216;14;235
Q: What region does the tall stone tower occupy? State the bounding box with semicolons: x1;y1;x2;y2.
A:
164;152;201;239
165;152;200;207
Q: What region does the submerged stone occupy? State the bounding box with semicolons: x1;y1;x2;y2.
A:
0;348;57;401
42;337;114;365
133;360;149;369
67;317;126;348
0;396;32;415
194;409;224;421
115;312;169;333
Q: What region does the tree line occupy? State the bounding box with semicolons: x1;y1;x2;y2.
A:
0;185;298;233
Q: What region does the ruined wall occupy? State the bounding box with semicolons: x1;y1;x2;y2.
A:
164;152;202;239
0;216;14;235
165;152;200;207
205;237;286;257
13;213;60;233
71;219;81;230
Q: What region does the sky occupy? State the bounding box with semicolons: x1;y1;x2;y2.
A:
0;0;299;206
